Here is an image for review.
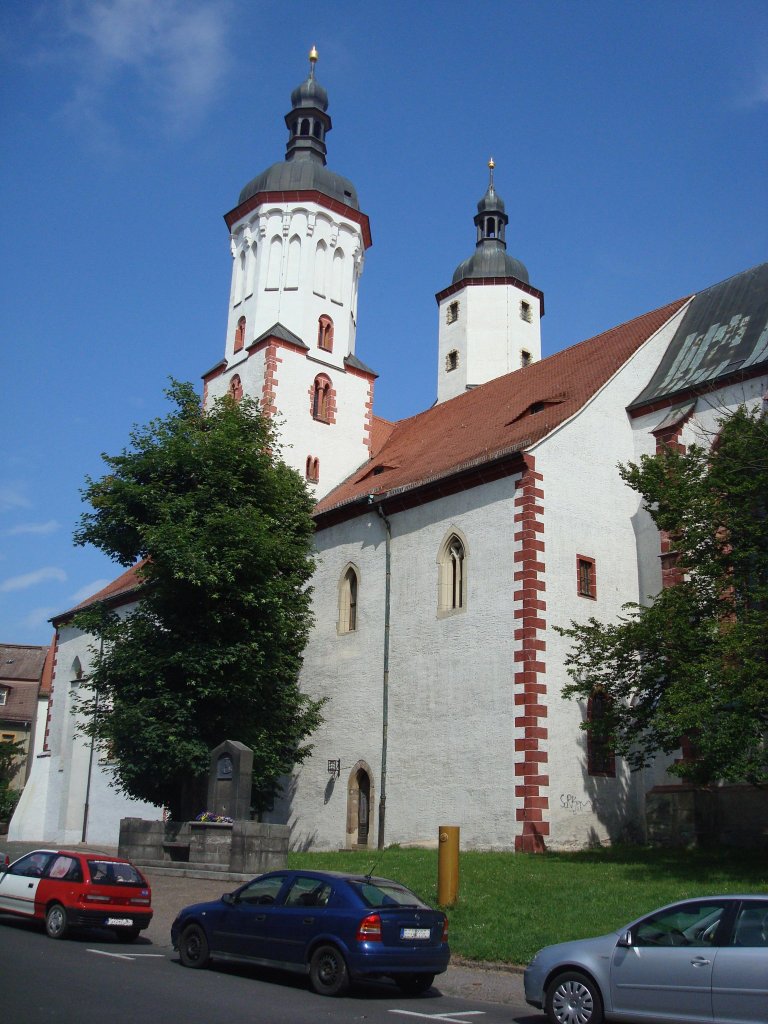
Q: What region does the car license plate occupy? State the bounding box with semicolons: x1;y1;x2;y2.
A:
106;917;134;926
400;927;430;940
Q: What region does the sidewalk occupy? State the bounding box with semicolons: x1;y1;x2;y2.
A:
0;840;527;1007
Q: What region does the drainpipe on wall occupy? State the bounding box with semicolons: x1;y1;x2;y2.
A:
81;638;103;843
372;499;391;850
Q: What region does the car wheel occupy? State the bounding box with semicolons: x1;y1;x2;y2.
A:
396;972;435;995
309;944;350;996
178;924;210;968
545;970;604;1024
45;903;69;940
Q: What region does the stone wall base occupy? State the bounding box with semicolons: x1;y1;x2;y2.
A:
118;817;289;874
646;785;768;849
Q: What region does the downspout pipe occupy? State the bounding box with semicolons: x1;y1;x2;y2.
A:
81;637;103;843
371;497;391;850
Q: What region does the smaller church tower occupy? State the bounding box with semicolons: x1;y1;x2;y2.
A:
203;49;376;499
435;161;544;403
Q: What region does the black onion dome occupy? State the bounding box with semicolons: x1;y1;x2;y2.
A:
477;185;506;215
291;74;329;111
236;52;359;211
238;160;359;209
452;246;530;285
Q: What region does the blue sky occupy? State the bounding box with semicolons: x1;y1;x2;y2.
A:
1;0;766;647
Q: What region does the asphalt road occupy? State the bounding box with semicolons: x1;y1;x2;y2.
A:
0;917;540;1024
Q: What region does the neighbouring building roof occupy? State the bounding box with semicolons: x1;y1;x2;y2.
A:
0;643;50;724
314;295;689;520
630;263;768;411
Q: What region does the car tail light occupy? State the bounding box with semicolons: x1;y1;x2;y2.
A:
356;913;382;942
441;917;449;942
130;897;151;905
84;894;111;903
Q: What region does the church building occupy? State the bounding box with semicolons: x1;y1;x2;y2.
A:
11;52;768;851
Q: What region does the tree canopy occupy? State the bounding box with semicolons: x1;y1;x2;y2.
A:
559;404;768;785
72;381;323;819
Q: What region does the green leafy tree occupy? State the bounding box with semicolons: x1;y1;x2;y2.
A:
559;405;768;785
72;381;323;820
0;737;25;821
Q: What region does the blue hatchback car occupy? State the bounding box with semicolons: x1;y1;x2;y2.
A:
171;869;450;996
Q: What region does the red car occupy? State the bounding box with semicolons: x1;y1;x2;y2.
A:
0;848;152;941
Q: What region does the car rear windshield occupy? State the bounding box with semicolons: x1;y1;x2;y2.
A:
350;880;430;909
87;860;145;886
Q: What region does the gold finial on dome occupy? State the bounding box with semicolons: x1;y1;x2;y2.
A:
488;156;495;190
309;45;319;77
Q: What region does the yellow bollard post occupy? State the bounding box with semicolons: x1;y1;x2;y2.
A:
437;825;459;906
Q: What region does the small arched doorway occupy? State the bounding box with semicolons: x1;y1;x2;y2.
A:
345;761;375;849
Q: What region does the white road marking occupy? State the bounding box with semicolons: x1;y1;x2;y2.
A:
86;949;165;961
389;1011;486;1022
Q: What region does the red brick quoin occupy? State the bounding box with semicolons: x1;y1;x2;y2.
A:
513;453;549;852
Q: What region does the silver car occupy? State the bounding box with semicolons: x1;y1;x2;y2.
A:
524;895;768;1024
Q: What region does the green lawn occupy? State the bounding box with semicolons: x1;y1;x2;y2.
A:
289;846;768;965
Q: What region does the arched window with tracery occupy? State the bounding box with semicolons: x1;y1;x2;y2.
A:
317;315;334;352
229;374;243;403
286;234;301;290
305;456;319;483
311;374;332;422
437;531;467;614
587;688;615;776
338;564;359;633
313;240;327;296
331;248;344;304
266;236;282;290
234;316;246;353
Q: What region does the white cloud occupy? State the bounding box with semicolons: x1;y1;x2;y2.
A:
0;483;32;512
6;519;60;536
20;606;59;634
0;567;67;593
58;0;232;137
69;578;112;605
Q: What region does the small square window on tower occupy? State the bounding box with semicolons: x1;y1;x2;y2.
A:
577;555;597;599
521;349;532;367
446;349;459;372
520;300;532;323
446;300;460;324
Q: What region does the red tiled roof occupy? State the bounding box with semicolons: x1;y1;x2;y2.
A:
315;296;689;518
370;415;396;456
52;561;147;626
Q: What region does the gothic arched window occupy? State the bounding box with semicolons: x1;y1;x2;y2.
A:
438;531;467;614
312;374;332;422
317;315;334;352
234;316;246;353
229;374;243;403
338;565;359;633
587;688;615;777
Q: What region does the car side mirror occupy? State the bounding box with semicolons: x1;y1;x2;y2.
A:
221;892;236;906
617;929;633;948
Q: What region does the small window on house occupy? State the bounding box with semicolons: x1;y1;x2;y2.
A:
520;300;532;323
521;349;532;367
438;532;467;615
338;565;359;634
577;555;597;599
312;375;332;422
0;688;7;706
234;316;246;353
317;315;334;352
305;456;319;483
587;688;615;776
446;349;459;372
446;301;459;324
229;374;243;403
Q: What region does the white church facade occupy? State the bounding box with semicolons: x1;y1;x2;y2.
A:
11;53;768;851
